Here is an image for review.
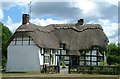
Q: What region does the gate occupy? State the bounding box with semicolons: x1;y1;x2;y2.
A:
56;55;70;74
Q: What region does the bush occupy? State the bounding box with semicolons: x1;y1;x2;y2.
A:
71;66;120;75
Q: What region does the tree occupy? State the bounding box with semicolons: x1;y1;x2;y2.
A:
0;22;12;69
107;43;120;65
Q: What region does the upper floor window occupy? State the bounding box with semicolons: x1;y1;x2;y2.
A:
10;36;34;45
59;43;66;50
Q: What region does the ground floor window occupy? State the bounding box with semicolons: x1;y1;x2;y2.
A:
44;56;50;64
79;49;104;66
43;49;57;66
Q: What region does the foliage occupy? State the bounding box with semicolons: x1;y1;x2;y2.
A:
0;22;2;46
70;66;120;75
106;43;120;65
107;43;119;56
0;22;12;69
2;56;6;70
107;55;120;65
99;61;108;66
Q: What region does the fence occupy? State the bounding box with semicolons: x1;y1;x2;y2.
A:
41;65;120;75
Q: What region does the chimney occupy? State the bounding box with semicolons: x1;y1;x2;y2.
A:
76;19;84;25
22;14;29;25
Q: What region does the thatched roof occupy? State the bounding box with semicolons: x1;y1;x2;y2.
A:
8;22;108;55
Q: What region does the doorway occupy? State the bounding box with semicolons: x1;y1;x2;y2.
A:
71;56;79;66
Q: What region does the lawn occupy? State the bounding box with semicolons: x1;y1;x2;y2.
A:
2;72;120;78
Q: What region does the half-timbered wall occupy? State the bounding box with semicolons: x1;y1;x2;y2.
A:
79;48;105;66
41;48;58;66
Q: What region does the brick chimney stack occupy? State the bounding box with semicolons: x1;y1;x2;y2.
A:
76;19;84;26
22;14;29;25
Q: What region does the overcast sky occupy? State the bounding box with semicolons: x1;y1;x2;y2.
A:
0;0;119;43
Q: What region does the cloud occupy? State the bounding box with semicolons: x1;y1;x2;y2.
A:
31;2;81;20
88;19;118;43
1;1;32;14
30;18;68;26
93;0;119;6
6;16;12;24
1;1;118;22
2;2;17;10
4;16;68;32
73;0;101;17
0;9;3;21
5;16;21;32
0;2;3;21
28;1;117;23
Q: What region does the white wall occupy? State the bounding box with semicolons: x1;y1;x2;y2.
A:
104;52;107;64
39;48;43;66
6;40;41;72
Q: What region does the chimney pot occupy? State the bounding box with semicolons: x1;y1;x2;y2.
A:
22;14;29;25
77;19;84;25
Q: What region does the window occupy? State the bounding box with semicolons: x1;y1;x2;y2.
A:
52;49;57;54
92;50;97;55
80;57;84;60
12;36;34;45
61;50;66;55
59;43;66;50
80;61;84;65
65;56;69;60
45;56;50;63
92;57;97;61
80;51;85;56
86;62;90;65
79;50;99;66
92;62;97;65
50;54;54;65
86;57;90;60
44;49;50;64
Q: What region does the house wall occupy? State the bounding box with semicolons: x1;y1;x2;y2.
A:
38;48;43;66
104;52;107;64
6;38;41;72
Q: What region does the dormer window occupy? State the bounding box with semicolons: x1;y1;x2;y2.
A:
59;43;66;50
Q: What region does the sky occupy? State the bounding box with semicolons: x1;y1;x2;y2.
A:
0;0;119;44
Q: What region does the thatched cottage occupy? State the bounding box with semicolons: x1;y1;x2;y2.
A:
6;14;108;72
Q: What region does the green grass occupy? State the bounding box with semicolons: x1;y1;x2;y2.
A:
2;72;42;77
2;72;120;78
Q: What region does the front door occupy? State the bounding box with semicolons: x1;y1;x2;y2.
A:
71;56;79;66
